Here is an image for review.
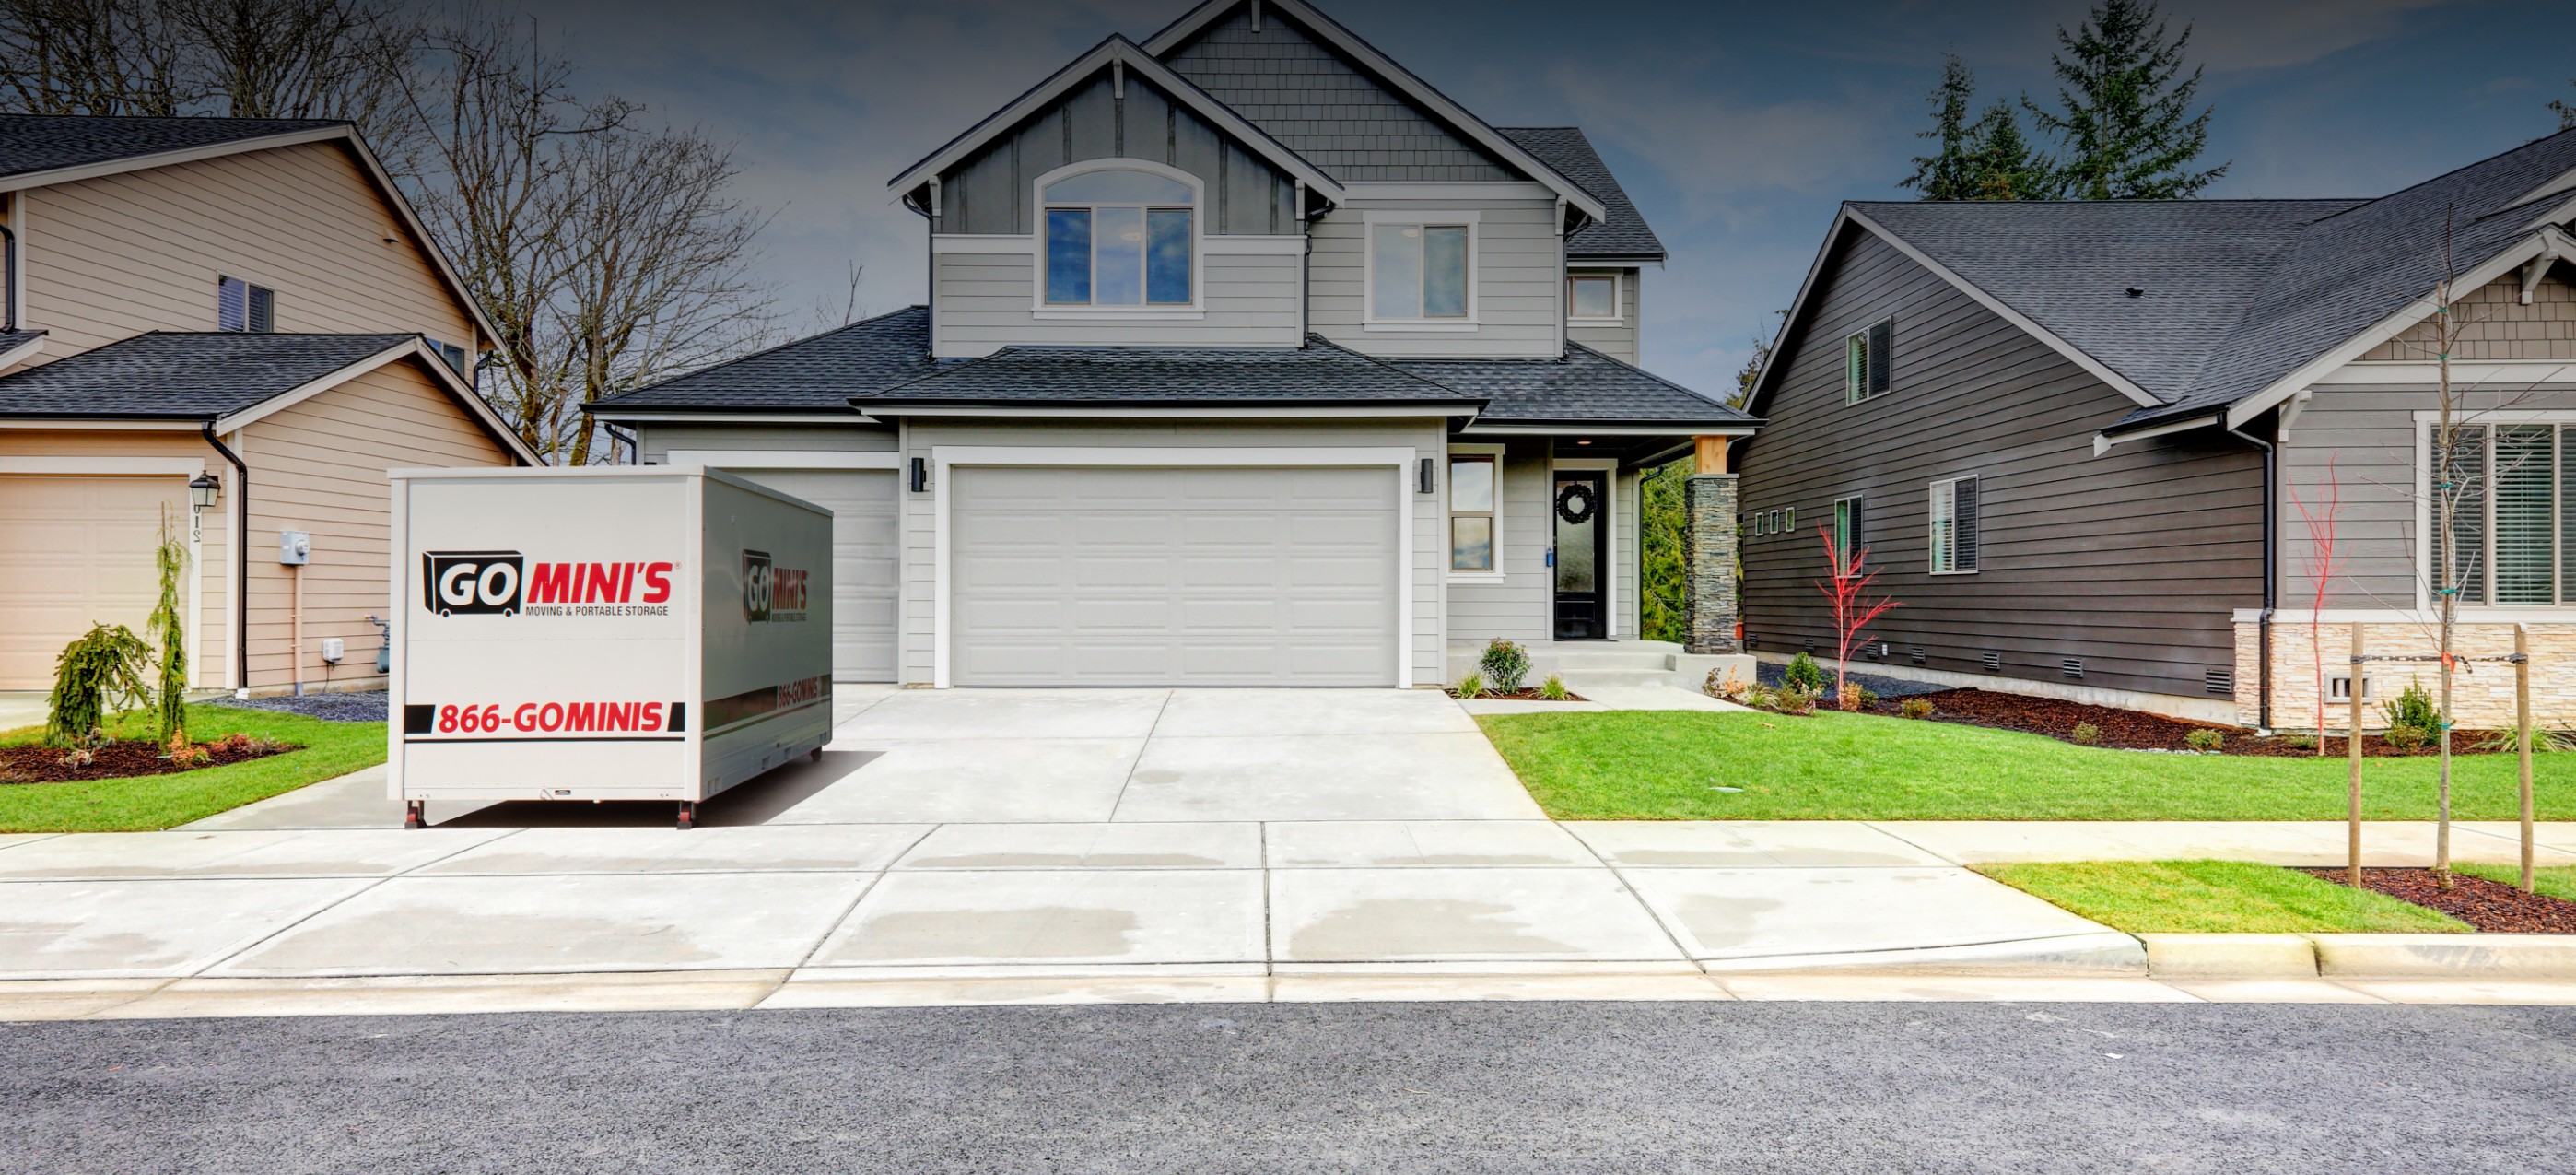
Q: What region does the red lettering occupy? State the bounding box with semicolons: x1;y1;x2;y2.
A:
640;702;663;733
535;702;560;732
641;562;673;605
579;563;612;603
566;702;596;732
529;563;572;604
615;563;636;603
603;702;630;732
512;703;538;732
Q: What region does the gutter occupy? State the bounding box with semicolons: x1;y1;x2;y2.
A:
2226;418;2277;732
201;421;249;695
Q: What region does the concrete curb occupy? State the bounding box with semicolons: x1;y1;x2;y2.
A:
2307;934;2576;979
2139;934;2318;978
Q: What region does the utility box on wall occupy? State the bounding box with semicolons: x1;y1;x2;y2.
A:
278;530;310;565
385;466;836;829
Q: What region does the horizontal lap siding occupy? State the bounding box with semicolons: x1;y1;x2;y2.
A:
933;251;1300;356
0;429;233;688
1564;267;1638;364
22;142;475;356
1738;230;2263;700
638;425;898;460
1308;197;1560;358
240;361;509;690
1446;439;1551;645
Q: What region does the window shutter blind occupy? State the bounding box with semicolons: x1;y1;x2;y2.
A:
2494;425;2554;604
247;285;274;333
217;276;247;333
1868;319;1891;396
1954;476;1979;571
2443;426;2488;604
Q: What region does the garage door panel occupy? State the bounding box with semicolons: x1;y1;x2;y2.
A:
0;476;193;689
721;468;897;682
953;464;1399;687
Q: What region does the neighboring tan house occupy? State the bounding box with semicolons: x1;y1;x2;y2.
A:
0;115;536;697
1739;129;2576;728
588;0;1756;689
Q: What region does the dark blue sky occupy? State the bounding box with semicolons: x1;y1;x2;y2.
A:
515;0;2573;394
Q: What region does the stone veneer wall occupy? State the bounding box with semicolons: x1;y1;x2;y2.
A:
2236;619;2576;732
1686;473;1740;655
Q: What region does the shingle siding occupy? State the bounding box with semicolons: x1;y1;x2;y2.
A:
1738;229;2265;701
2362;266;2576;361
1161;6;1512;182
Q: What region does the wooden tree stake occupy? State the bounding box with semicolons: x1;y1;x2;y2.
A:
2348;623;2365;889
2517;624;2535;894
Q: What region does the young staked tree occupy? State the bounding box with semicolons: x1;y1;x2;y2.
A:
2026;0;2228;200
1814;526;1899;708
2288;457;2344;756
146;505;190;747
1902;54;2053;201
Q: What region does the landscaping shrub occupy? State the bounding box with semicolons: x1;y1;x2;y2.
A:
1457;672;1488;699
1706;666;1749;701
167;741;212;769
2472;727;2576;753
1784;652;1827;694
2069;722;2102;746
1480;639;1532;693
1837;682;1863;711
1858;687;1879;709
1540;675;1569;701
1742;685;1778;711
1774;686;1820;716
2184;729;2226;752
45;624;152;749
2381;679;2441;734
1900;697;1934;720
146;508;189;747
2383;723;2431;751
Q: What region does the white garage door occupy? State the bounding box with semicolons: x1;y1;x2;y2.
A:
722;468;898;682
951;464;1401;687
0;475;192;689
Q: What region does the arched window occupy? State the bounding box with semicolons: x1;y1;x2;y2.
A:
1042;167;1194;306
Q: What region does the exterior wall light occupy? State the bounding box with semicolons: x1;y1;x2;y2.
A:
189;472;221;510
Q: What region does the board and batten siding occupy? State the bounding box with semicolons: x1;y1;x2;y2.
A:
237;358;509;691
934;72;1297;238
896;418;1448;687
18;141;477;357
1307;196;1562;358
0;428;233;689
932;248;1302;357
1738;229;2265;702
1564;267;1639;364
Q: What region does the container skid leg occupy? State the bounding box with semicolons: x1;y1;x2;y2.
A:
404;800;426;830
676;801;697;831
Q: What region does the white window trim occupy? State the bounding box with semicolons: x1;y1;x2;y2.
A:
1446;441;1505;582
217;273;277;333
927;446;1419;689
1929;475;1977;575
1362;209;1480;330
1028;159;1206;315
2409;412;2576;614
1565;271;1622;324
1553;455;1621;639
1844;318;1892;405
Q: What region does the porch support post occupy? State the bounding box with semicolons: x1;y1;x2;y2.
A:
1685;437;1740;655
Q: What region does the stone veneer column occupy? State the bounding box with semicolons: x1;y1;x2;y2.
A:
1686;469;1740;655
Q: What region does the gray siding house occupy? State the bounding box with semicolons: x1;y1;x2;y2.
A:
1740;130;2576;727
588;0;1755;689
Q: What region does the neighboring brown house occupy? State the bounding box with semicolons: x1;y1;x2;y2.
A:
1740;129;2576;728
0;115;535;696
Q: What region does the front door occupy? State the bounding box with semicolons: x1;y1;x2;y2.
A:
1552;470;1608;640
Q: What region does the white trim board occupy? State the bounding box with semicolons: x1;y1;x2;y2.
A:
0;332;40;371
928;444;1421;689
2316;359;2576;387
1445;441;1505;583
662;450;902;471
0;456;204;476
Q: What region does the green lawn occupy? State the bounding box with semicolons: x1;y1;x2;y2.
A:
1978;860;2471;934
1478;710;2576;821
0;704;384;832
2457;863;2576;901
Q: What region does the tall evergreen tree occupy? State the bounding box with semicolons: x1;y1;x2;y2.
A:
1902;54;1980;200
1963;101;2052;200
2552;77;2575;132
1903;54;2055;201
2026;0;2228;199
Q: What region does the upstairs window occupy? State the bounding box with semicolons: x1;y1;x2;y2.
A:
1043;169;1194;307
218;276;274;333
1833;495;1864;558
427;337;470;376
1844;317;1891;404
1930;476;1980;574
1370;221;1470;321
1567;274;1618;321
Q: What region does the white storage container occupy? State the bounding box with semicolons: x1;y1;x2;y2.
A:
386;466;835;828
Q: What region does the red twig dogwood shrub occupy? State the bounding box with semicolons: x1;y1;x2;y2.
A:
1815;526;1900;709
2288;456;2345;754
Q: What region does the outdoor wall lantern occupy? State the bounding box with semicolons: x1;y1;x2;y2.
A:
188;472;221;510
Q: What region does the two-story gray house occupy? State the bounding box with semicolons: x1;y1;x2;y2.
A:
1739;129;2576;729
588;0;1755;690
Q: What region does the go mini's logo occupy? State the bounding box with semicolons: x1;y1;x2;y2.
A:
742;549;810;623
423;551;674;617
423;551;523;616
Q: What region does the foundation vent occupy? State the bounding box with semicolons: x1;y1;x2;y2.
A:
2206;669;2234;695
2061;658;2085;679
1981;651;2001;672
1744;633;1761;651
1803;638;1817;654
1909;645;1927;665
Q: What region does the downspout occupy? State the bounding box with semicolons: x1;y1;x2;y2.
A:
2227;418;2276;732
202;421;249;694
603;422;638;465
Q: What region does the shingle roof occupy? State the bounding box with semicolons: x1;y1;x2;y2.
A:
855;335;1475;407
588;307;940;412
1392;345;1757;427
1499;127;1665;262
0;332;413;418
0;329;41;355
0;114;344;181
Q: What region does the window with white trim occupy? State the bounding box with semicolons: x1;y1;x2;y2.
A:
427;337;470;376
1370;222;1470;321
2426;421;2573;605
1929;476;1979;573
1449;452;1498;573
1567;273;1618;321
1844;317;1891;404
1832;495;1863;558
1043;169;1194;307
217;276;274;333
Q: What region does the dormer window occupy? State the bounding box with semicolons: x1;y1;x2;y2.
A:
1042;168;1194;307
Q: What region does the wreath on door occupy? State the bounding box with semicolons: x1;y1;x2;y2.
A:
1555;482;1599;525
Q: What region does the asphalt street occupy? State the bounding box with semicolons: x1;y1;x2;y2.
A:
4;1001;2570;1173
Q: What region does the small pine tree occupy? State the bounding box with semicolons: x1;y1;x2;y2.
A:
146;506;189;746
2025;0;2228;200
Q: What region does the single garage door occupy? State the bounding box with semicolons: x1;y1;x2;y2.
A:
0;475;193;689
721;468;898;682
952;464;1401;687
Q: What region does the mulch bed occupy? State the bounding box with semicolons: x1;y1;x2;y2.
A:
1856;687;2481;758
1450;687;1588;702
0;738;296;784
2299;867;2576;934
